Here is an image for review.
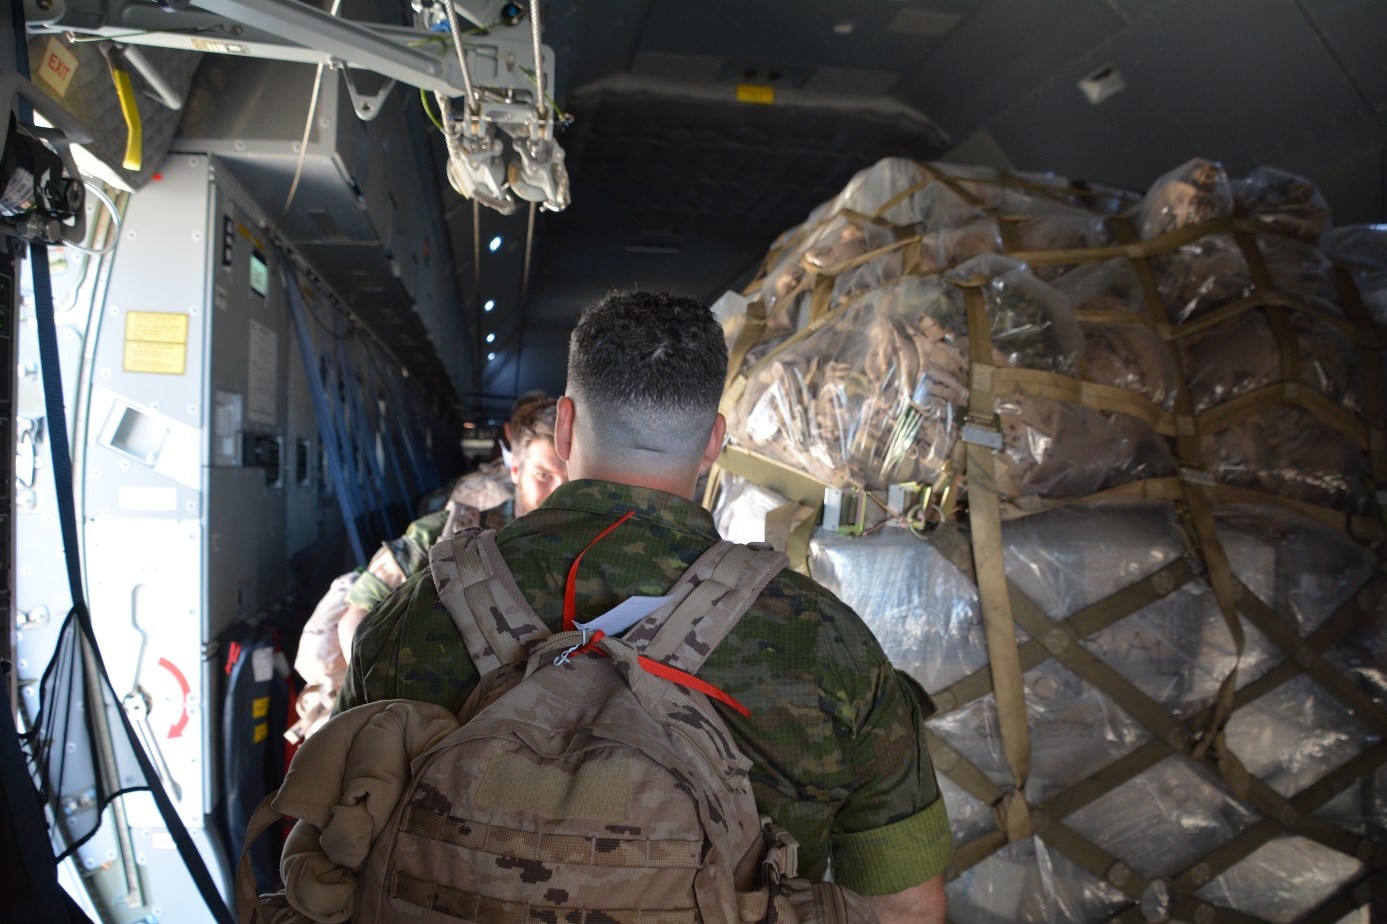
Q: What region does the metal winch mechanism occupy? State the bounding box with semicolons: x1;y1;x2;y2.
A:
417;0;569;214
0;69;90;245
24;0;569;215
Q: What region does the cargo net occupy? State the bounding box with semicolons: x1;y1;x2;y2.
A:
708;157;1387;923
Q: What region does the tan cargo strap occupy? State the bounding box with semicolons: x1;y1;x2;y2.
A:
400;804;702;868
1232;577;1387;740
387;870;697;924
1195;380;1368;447
919;162;987;210
430;529;551;676
1112;214;1247;765
1007;583;1193;754
725;297;768;388
763;499;817;575
946;570;1387;883
712;444;831;574
960;281;1032;838
999;475;1386;542
993;366;1178;435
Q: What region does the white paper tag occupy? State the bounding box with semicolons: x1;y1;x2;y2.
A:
576;595;672;638
251;647;274;684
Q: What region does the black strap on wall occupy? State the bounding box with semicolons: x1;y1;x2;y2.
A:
29;245;235;923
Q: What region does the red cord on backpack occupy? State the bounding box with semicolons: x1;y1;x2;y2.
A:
562;513;751;718
563;510;635;632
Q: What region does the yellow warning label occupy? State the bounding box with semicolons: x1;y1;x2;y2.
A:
126;311;188;343
736;83;775;105
252;696;270;719
123;341;186;375
37;38;78;97
252;722;268;745
124;312;189;375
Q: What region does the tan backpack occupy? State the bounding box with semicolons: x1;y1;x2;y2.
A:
236;529;878;923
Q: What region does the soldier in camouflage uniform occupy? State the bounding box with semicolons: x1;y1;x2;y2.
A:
341;292;950;922
290;399;565;742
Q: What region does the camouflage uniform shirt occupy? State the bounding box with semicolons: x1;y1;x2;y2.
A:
341;479;952;895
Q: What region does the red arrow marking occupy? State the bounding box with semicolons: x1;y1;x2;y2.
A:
158;657;191;739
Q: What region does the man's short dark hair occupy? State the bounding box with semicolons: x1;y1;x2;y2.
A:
568;291;727;460
509;396;558;460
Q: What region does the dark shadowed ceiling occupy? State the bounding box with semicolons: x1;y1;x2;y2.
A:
455;0;1386;421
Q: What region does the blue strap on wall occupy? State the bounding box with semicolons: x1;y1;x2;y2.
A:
30;244;234;924
324;319;365;524
334;329;394;538
282;263;367;566
357;339;414;513
373;341;437;495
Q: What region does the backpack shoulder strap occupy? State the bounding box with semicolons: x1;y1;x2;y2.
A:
622;542;788;675
429;528;551;676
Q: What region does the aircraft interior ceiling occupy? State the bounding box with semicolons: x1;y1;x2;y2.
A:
67;0;1385;424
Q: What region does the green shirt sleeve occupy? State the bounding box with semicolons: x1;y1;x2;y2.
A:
345;569;392;612
336;566;480;716
828;647;953;894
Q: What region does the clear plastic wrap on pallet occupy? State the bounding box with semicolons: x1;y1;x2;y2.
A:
1053;258;1149;316
1066;756;1261;878
1181;309;1361;414
1322;225;1387;272
917;216;1004;274
1195;836;1364;924
1153;233;1252;324
720;155;1386;921
1080;323;1180;408
1199;407;1371;513
947;837;1128;924
710;474;790;546
804;499;1386;920
1232;166;1332;242
761;214;897;334
732;256;1156;495
732;274;967;488
1135;159;1235;240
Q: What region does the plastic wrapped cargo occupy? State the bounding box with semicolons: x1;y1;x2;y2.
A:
733;256;1153;495
1181;310;1361;414
1199;407;1371;513
715;155;1387;922
710;474;790;546
1135;158;1234;240
1232;166;1332;241
801;500;1386;922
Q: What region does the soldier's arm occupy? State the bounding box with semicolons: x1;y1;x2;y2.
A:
335;577;414;713
827;652;952;902
865;875;946;924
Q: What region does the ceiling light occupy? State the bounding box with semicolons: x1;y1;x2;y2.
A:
485;332;496;343
487;352;496;361
488;235;503;252
1078;65;1125;105
833;21;855;34
484;299;495;311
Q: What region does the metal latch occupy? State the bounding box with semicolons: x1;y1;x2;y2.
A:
961;419;1003;450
